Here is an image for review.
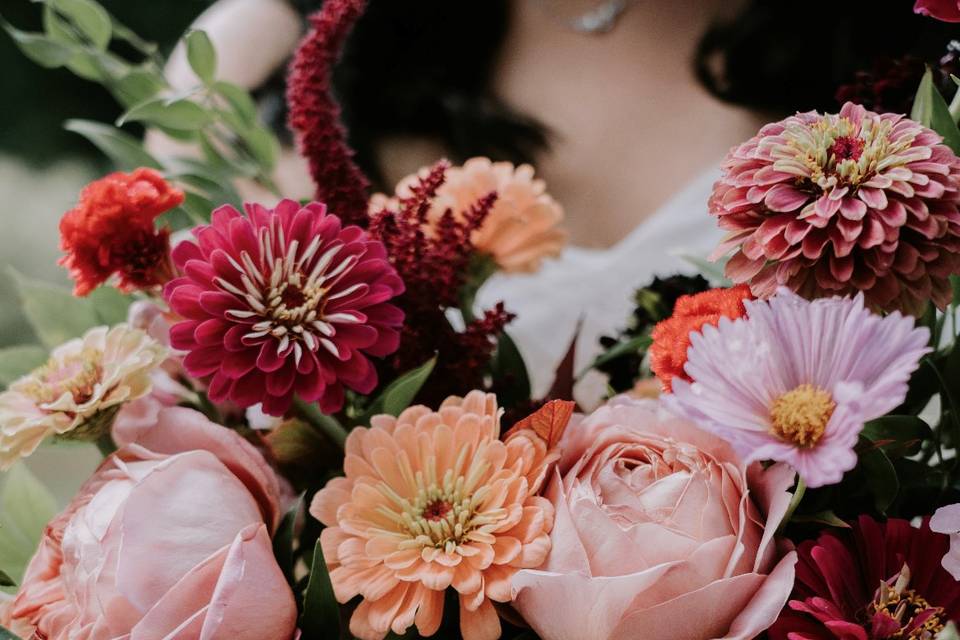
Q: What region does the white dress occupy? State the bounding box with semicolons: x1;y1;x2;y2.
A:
476;168;723;407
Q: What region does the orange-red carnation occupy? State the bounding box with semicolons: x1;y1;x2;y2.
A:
310;391;558;640
650;284;753;392
59;168;183;296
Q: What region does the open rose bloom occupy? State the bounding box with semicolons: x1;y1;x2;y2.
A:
7;407;297;639
512;397;797;640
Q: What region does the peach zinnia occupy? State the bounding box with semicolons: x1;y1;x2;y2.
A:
310;391;557;640
372;158;567;273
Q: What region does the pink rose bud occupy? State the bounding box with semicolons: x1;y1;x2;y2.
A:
8;407;297;639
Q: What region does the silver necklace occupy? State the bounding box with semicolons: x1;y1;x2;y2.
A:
537;0;638;35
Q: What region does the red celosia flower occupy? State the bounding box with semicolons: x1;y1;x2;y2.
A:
649;284;753;392
59;168;182;296
286;0;371;228
769;516;960;639
710;102;960;314
369;162;512;404
164;199;404;416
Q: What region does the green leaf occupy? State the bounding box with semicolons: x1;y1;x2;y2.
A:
0;345;48;388
678;253;732;287
214;81;258;126
87;287;132;325
299;538;340;638
490;332;531;409
179;191;215;225
65;48;127;83
272;498;300;587
912;67;960;155
109;17;156;55
3;21;74;68
790;510;851;528
9;269;100;348
0;626;19;640
48;0;111;50
0;569;15;587
240;125;280;172
580;334;652;379
65;119;162;170
119;98;212;131
0;464;58;584
362;358;436;420
184;30;216;84
859;441;899;514
111;68;166;108
861;415;932;457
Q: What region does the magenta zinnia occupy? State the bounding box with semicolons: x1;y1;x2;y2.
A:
164;200;404;416
769;516;960;639
710;102;960;314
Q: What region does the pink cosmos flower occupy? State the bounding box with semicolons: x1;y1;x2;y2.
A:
710;102;960;314
664;288;929;488
511;397;797;640
164;200;404;416
8;406;297;639
931;503;960;579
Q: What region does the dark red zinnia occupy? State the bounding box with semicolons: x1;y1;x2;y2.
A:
59;168;182;296
769;515;960;639
164;199;404;416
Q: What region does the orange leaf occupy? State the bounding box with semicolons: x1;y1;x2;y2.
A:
504;399;575;449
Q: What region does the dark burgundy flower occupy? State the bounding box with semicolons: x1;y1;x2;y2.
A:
770;516;960;639
286;0;371;228
164;200;404;416
368;162;513;404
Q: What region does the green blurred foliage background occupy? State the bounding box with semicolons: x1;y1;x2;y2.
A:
0;0;211;347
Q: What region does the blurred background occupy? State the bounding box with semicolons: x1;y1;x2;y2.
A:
0;0;210;349
0;0;212;500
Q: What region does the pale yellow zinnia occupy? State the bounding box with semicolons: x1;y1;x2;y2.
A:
0;324;166;468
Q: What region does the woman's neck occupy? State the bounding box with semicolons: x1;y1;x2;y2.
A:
493;0;764;248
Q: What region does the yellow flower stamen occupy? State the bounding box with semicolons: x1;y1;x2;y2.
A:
769;384;835;448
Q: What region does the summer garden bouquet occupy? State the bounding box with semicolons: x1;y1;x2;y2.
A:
4;0;960;638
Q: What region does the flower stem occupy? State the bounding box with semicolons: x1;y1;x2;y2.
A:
777;476;806;536
95;434;117;458
294;398;348;449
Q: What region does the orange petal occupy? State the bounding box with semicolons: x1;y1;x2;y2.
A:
459;596;501;640
504;399;574;448
414;587;445;636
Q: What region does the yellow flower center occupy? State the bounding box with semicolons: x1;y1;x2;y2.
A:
867;566;944;639
375;445;507;554
22;348;103;406
785;114;914;190
769;384;835;448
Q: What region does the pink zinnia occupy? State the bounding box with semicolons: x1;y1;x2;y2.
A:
164;200;404;416
769;516;960;639
664;288;929;488
710;102;960;314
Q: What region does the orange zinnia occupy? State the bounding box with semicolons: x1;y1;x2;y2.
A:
310;391;558;640
649;284;753;392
